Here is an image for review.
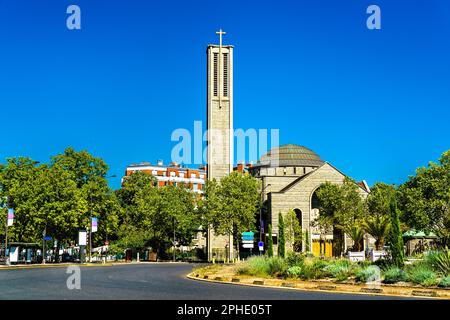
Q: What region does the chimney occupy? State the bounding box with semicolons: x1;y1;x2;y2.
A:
157;159;163;166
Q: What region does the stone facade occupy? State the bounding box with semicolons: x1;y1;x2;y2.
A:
206;44;234;261
250;145;371;257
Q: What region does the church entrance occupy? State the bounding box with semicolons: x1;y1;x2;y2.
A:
310;191;333;257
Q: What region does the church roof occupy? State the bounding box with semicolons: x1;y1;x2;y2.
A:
257;144;324;167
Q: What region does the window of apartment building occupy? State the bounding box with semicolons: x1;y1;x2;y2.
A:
193;183;198;191
190;173;196;178
170;171;176;177
152;170;157;175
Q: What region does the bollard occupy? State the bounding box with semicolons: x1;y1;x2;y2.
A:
212;258;215;264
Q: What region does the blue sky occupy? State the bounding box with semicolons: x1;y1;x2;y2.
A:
0;0;449;189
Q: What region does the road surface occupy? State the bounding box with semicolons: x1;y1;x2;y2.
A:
0;263;409;300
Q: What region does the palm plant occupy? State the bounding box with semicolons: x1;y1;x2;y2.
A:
346;224;365;251
363;214;390;250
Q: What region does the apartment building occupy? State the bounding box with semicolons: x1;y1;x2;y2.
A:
124;160;207;193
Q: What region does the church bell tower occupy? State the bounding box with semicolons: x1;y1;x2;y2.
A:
206;30;234;261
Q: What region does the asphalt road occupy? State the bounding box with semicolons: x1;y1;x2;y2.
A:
0;263;409;300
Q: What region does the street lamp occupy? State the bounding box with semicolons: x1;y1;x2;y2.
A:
173;218;177;263
260;180;271;253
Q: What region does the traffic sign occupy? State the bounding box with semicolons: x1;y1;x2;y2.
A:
43;236;52;241
242;243;254;249
258;241;264;251
241;231;254;241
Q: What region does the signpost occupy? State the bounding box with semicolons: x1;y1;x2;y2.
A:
79;230;87;263
241;232;254;257
258;241;264;253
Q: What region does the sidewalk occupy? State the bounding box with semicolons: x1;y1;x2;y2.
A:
0;262;113;270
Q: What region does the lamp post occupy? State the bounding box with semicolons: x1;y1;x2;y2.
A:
260;180;271;254
173;218;177;263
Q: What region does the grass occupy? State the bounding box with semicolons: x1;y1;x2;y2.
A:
406;263;438;286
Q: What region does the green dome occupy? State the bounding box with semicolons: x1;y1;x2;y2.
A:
258;144;324;167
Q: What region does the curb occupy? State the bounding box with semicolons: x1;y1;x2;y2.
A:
0;263;113;270
186;273;448;300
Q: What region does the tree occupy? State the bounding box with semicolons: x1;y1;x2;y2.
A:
315;178;366;256
363;215;390;251
388;195;405;267
278;213;285;258
364;183;394;250
398;150;450;247
115;171;159;252
267;224;273;257
204;172;260;259
284;209;302;252
52;148;119;248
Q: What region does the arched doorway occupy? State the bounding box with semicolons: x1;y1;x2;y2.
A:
310;190;333;257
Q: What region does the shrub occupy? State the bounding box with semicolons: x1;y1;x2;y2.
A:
287;266;302;278
237;256;270;277
383;267;407;284
267;256;288;277
299;258;329;280
356;266;381;283
286;252;306;268
438;276;450;288
407;264;438;286
425;249;450;276
324;259;353;281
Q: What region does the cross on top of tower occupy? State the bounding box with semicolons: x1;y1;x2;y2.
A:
215;29;226;47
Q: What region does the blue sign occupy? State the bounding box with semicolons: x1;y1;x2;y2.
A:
242;232;254;241
44;236;52;241
258;241;264;247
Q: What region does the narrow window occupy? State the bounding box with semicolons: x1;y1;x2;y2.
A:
213;53;218;97
223;53;228;97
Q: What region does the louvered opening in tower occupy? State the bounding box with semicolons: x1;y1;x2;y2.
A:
223;53;228;97
213;53;218;97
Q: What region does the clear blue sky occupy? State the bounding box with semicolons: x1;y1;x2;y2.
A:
0;0;449;189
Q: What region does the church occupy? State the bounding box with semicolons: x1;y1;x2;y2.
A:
248;144;371;257
205;31;371;260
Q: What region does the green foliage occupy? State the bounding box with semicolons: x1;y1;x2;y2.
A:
387;195;405;268
285;251;306;268
355;265;381;283
407;264;438;286
363;214;390;251
324;260;352;281
315;178;367;255
267;224;273;257
236;256;287;278
425;249;450;276
382;267;407;284
287;266;302;278
267;256;288;277
278;213;285;258
364;183;394;251
284;209;302;252
203;172;260;256
398;150;450;247
115;172;200;254
438;276;450;288
299;258;329;280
